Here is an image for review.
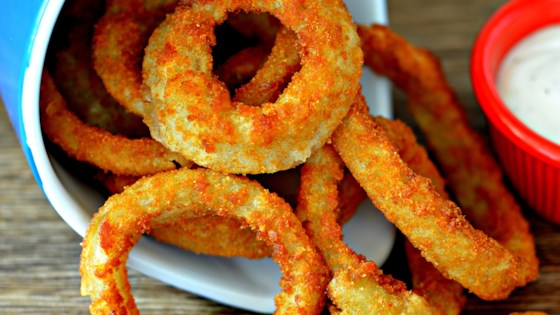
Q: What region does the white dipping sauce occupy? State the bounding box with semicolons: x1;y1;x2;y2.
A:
496;24;560;145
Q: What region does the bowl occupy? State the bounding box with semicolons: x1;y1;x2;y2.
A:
471;0;560;224
0;0;395;313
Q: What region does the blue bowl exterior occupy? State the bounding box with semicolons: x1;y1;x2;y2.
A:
0;0;50;184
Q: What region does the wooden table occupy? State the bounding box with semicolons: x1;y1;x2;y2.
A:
1;0;559;314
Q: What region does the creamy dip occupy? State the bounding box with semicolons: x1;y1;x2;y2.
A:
496;24;560;145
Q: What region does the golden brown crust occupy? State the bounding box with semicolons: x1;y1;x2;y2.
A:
332;98;537;300
80;168;330;314
214;46;269;91
40;71;189;176
296;145;437;314
93;169;272;259
97;161;364;260
233;26;301;106
150;215;271;258
51;3;541;311
93;167;273;259
360;23;539;275
93;0;178;117
375;117;467;315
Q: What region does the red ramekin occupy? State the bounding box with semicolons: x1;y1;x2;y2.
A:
471;0;560;224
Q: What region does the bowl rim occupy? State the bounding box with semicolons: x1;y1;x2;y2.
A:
471;0;560;167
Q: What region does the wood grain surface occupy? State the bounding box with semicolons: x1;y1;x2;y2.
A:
1;0;559;314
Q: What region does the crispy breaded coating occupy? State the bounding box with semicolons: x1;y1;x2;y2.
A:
297;145;437;314
359;23;538;276
376;117;466;315
332;97;536;301
143;0;362;174
80;168;330;314
40;72;189;176
93;0;178;117
234;27;301;106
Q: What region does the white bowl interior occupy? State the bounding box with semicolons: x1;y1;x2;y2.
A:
23;0;394;313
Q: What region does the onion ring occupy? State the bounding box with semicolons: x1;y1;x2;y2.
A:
94;171;271;259
142;0;362;174
98;164;365;260
95;162;366;261
80;167;329;314
375;116;466;315
92;0;178;117
150;214;270;259
296;145;436;313
153;165;366;258
332;96;536;301
40;71;189;176
359;23;539;275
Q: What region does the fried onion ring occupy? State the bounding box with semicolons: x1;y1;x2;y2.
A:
376;116;466;315
143;0;362;174
332;96;536;301
93;0;178;117
296;145;436;314
93;170;271;259
359;23;539;274
50;0;148;138
40;71;189;176
80;167;329;314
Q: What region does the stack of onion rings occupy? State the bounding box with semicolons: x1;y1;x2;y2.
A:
38;0;542;312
